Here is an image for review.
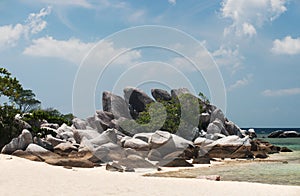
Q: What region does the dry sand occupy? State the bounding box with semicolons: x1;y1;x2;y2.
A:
1;154;299;196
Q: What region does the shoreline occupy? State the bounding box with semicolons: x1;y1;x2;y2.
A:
1;154;300;196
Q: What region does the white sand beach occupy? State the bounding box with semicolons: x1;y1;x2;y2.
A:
1;154;299;196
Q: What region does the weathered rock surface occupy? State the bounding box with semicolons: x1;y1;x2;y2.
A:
12;150;43;162
45;158;94;168
118;154;155;168
123;138;149;151
102;91;130;119
268;130;300;138
1;129;33;154
151;89;172;101
124;87;154;118
158;157;193;167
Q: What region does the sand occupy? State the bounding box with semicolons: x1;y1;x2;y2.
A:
1;154;299;196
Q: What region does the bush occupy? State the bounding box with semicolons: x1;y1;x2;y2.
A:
0;105;22;149
136;93;204;134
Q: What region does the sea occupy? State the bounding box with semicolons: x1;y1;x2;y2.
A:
151;128;300;186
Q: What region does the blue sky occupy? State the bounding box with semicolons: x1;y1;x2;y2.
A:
1;0;300;127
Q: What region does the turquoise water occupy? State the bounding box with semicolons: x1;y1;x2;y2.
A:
151;136;300;186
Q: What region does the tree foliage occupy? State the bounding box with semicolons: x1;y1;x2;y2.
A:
136;93;204;134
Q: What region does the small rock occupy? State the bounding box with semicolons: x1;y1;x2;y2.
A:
196;175;220;181
280;147;293;152
106;162;123;172
158;157;193;167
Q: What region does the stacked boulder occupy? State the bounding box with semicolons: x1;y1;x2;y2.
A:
1;87;289;170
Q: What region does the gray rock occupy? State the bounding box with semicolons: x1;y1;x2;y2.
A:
210;108;226;123
101;142;126;162
151;89;172;101
1;129;33;154
158;157;193;167
102;91;130;119
225;121;243;137
118;154;155;168
72;118;88;130
26;143;50;153
54;142;78;156
149;130;172;149
194;137;213;146
40;123;59;130
95;110;115;131
207;119;229;137
56;123;73;135
123;138;149;151
170;88;190;99
33;137;53;151
147;149;162;161
46;135;66;147
151;131;194;157
73;129;100;143
14;116;32;130
89;129;118;146
106;162;124;172
133;132;153;143
123;87;154;118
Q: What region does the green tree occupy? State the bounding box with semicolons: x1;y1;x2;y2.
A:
9;89;41;113
0;68;22;100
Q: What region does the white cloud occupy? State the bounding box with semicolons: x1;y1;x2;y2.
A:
0;24;24;48
262;88;300;96
168;0;176;5
242;23;257;37
25;6;52;35
0;7;51;49
271;36;300;55
212;45;244;73
23;36;141;65
228;74;252;91
221;0;287;37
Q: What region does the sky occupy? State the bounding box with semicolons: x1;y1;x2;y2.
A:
1;0;300;128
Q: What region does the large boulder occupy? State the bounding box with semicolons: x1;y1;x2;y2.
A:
150;131;194;157
133;132;153;143
54;142;78;156
210;108;226;123
267;130;284;138
118;154;155;168
151;89;172;101
33;137;54;151
45;158;94;168
72;118;88;130
73;129;101;143
89;129;118;146
123;87;154;118
224;121;243;137
94;110;115;131
268;130;300;138
205;136;253;158
45;135;66;147
158;157;193;167
149;130;172;149
1;129;33;154
102;91;130;119
25;143;60;160
206;119;229;137
122;138;150;151
170;88;190;99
